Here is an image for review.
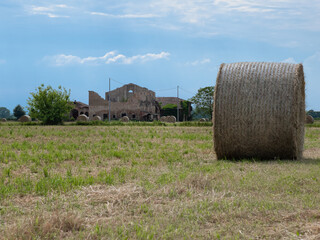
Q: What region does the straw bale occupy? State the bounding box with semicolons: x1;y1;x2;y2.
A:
93;116;101;121
160;116;167;122
19;115;31;122
199;118;206;122
120;116;130;122
167;116;176;123
1;118;7;122
77;114;89;122
305;115;314;124
213;62;305;160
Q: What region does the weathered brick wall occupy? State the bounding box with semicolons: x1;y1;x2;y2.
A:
89;84;160;121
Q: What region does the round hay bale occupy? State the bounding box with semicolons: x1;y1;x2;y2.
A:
167;116;176;123
120;116;129;122
1;118;7;122
213;62;305;160
199;118;206;122
305;115;314;124
93;116;101;121
160;116;167;122
77;114;89;122
19;115;31;122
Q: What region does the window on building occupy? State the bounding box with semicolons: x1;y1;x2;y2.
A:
103;114;108;120
121;113;127;117
113;115;116;119
132;114;136;119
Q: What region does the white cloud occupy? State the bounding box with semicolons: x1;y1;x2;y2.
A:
304;51;320;64
282;57;297;63
0;59;6;64
90;12;158;19
22;0;320;46
27;4;70;18
187;58;211;66
46;51;170;66
113;0;320;45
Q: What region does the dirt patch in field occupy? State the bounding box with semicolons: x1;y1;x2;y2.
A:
304;148;320;159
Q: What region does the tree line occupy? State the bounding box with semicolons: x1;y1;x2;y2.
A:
0;105;26;120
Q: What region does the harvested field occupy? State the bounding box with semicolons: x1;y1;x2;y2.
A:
0;122;320;239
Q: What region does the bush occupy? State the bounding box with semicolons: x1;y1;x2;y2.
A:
0;107;10;119
13;105;26;119
27;85;72;125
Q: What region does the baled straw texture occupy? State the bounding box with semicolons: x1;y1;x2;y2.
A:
120;116;129;122
305;115;314;124
93;116;101;121
213;62;305;160
19;115;31;122
167;116;176;123
77;114;89;122
160;116;167;122
1;118;7;122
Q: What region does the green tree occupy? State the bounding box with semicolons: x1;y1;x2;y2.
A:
161;101;192;121
13;105;26;119
190;86;214;119
161;104;177;117
180;100;192;121
27;84;72;125
307;109;320;119
0;107;10;119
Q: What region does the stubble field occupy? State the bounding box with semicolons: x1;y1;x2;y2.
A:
0;122;320;239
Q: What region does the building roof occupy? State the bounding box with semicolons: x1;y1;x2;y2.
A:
156;97;186;107
74;101;89;108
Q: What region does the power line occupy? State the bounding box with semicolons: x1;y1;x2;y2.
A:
153;87;177;92
110;78;126;86
108;77;195;97
179;87;194;95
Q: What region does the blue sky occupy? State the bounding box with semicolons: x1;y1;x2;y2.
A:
0;0;319;112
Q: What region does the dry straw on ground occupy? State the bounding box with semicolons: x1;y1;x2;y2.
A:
1;118;7;122
213;62;305;160
19;115;31;122
77;114;89;122
306;115;314;124
120;116;129;122
199;118;207;122
92;116;101;121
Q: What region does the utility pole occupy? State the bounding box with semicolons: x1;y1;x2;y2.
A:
177;85;179;122
108;77;111;122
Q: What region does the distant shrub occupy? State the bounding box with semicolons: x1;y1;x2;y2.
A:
27;84;72;125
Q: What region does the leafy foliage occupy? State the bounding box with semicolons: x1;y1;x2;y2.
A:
307;110;320;120
190;86;214;119
13;105;26;119
162;104;177;117
27;84;72;125
0;107;10;119
180;100;192;121
162;103;177;110
161;101;191;121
